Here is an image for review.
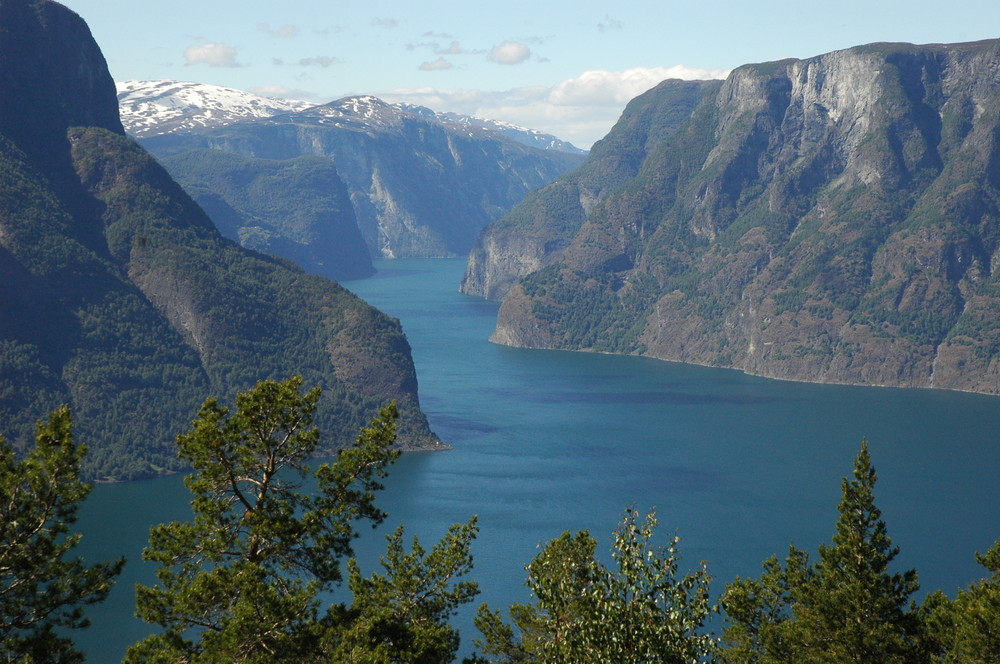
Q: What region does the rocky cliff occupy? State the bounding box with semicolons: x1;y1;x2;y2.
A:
158;149;374;280
462;79;721;300
483;40;1000;395
138;96;586;260
0;0;439;480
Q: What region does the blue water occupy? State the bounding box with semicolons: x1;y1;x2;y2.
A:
76;257;1000;662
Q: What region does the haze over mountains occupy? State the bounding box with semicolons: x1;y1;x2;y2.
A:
464;39;1000;395
117;81;586;274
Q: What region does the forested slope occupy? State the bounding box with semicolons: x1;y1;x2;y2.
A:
478;40;1000;394
0;0;438;480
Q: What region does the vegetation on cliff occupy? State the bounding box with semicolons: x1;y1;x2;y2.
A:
481;40;1000;395
159;149;374;281
139;98;586;261
0;0;437;481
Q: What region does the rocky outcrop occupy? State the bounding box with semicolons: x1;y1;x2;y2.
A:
461;79;721;300
139;97;586;260
485;40;1000;395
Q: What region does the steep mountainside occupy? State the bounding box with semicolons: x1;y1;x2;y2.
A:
483;40;1000;395
462;79;722;300
0;0;438;481
158;149;374;280
136;95;587;259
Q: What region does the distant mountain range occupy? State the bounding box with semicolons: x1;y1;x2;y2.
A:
464;40;1000;396
0;0;439;481
118;80;586;155
118;81;586;269
117;80;315;137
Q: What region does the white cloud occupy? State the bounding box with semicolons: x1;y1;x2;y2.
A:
184;42;242;68
250;84;319;101
488;41;531;65
379;65;729;149
297;56;339;67
419;57;454;71
373;17;399;28
550;66;729;106
409;40;472;56
598;15;624;32
260;24;299;38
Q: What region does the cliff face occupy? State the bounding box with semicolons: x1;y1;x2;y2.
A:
461;79;721;300
0;0;438;480
140;98;586;260
487;40;1000;395
158;149;374;281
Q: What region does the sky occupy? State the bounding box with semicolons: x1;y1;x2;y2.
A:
63;0;1000;149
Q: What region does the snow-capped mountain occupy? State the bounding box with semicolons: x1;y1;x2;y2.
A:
117;81;585;154
116;80;315;137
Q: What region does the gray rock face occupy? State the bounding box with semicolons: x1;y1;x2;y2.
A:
483;40;1000;395
139;96;586;260
461;79;720;300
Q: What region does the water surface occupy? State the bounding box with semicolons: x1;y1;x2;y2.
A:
76;257;1000;662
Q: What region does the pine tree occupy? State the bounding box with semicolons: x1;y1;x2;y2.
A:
722;441;925;664
126;377;400;663
799;441;923;662
0;407;124;664
328;518;480;663
925;538;1000;663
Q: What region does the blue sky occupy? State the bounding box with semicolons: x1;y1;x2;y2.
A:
64;0;999;148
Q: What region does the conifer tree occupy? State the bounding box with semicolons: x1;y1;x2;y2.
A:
327;518;480;663
924;538;1000;663
126;377;401;663
0;407;124;664
722;441;925;664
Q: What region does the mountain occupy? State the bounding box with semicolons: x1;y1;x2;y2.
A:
0;0;439;481
156;149;375;280
129;90;587;260
117;81;585;155
396;103;587;154
468;40;1000;395
117;80;315;138
462;78;721;300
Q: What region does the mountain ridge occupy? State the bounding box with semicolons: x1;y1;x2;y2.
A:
135;87;587;260
118;80;585;154
0;0;439;480
471;39;1000;395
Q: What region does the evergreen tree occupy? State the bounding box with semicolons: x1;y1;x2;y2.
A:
472;507;716;664
924;538;1000;663
327;518;480;663
126;377;401;663
722;441;925;664
0;407;124;664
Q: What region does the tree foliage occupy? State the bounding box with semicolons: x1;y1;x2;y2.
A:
327;518;480;663
924;538;1000;663
126;376;401;663
721;441;925;664
472;507;716;664
0;407;123;664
